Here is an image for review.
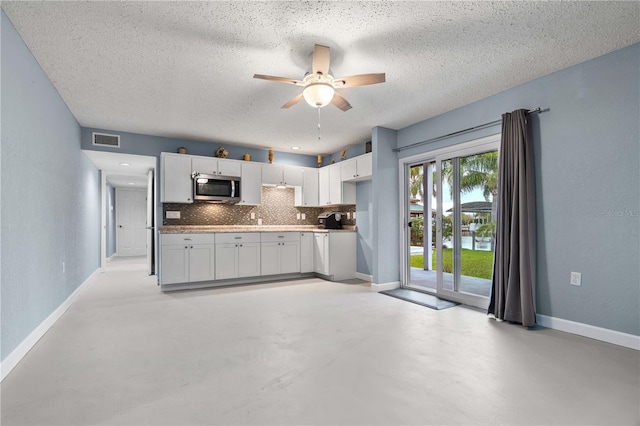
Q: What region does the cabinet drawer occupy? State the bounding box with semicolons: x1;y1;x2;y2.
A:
260;232;300;243
162;233;215;245
215;232;261;244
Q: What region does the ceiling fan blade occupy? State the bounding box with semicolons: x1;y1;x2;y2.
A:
312;44;330;76
281;94;305;109
334;73;386;88
253;74;305;86
331;92;352;111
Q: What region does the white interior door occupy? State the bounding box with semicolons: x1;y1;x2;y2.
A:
116;189;147;257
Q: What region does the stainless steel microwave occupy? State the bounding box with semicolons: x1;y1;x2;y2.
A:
192;173;241;203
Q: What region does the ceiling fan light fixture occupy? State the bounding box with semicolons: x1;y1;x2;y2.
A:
303;82;335;108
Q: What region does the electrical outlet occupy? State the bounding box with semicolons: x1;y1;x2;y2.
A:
257;218;263;226
346;212;351;219
352;212;357;220
250;212;255;220
301;213;306;220
166;211;180;219
62;262;65;274
570;272;582;286
296;213;301;220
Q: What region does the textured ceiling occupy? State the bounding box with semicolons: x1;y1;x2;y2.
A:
3;1;639;156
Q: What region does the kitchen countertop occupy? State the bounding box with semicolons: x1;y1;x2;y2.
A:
159;225;357;234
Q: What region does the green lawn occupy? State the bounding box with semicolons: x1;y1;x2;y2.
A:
411;249;494;279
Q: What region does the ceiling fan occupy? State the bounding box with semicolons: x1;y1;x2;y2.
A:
253;44;385;111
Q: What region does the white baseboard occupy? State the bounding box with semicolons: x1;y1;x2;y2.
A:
0;268;100;382
371;281;400;292
106;254;115;262
355;272;372;282
537;314;640;351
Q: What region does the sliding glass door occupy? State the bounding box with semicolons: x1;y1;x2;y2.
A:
402;135;500;309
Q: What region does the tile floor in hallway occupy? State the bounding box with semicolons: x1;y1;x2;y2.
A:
1;256;638;425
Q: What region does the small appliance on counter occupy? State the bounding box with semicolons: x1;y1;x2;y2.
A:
318;212;343;229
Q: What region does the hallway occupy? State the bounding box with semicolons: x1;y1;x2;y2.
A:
1;257;638;425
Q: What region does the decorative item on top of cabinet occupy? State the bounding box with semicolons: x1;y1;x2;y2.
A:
177;147;187;154
243;153;251;161
268;149;274;164
340;147;348;161
215;147;229;158
317;155;322;168
365;141;372;153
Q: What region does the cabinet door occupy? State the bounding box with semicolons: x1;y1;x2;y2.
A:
328;164;342;204
239;162;262;205
162;154;193;203
189;244;215;282
301;168;319;207
192;157;218;175
238;242;261;277
280;242;300;274
283;166;303;187
340;158;358;181
260;242;280;276
300;233;314;273
217;159;241;177
314;233;329;275
261;165;283;185
215;243;237;280
318;167;330;206
356;153;373;179
161;245;189;284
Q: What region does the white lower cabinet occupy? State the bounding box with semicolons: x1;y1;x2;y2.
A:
215;233;261;280
261;233;300;275
160;234;215;285
160;230;356;288
300;232;314;273
313;232;356;280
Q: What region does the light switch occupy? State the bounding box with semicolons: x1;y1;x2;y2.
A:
166;211;181;219
301;213;306;220
257;218;263;226
352;212;356;220
250;212;256;220
296;213;301;220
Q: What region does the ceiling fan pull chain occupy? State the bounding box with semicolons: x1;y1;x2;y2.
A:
317;106;321;142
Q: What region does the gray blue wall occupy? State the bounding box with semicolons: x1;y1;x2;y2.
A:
395;43;640;336
81;127;319;168
106;183;116;258
355;181;373;275
371;127;400;285
1;11;101;361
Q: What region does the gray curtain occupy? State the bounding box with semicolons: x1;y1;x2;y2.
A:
488;109;537;326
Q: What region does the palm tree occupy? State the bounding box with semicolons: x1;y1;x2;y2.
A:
409;166;423;201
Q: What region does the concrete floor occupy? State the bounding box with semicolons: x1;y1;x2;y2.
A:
1;257;639;425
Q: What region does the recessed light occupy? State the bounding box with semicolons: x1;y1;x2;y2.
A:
128;182;134;185
291;146;300;150
120;162;130;166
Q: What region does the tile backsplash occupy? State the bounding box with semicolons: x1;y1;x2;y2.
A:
163;186;355;226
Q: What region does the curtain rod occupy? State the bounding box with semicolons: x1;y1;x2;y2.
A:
393;107;544;153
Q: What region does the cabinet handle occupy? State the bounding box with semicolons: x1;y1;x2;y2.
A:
184;246;188;249
184;238;192;241
190;246;193;249
240;244;243;247
234;237;242;240
278;236;284;238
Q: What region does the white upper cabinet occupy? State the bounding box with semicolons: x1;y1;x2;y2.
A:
341;153;372;182
239;162;262;205
192;156;241;177
298;167;319;207
319;163;355;205
161;153;193;203
261;164;303;187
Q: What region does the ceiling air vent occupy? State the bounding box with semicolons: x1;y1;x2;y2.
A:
92;132;120;148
